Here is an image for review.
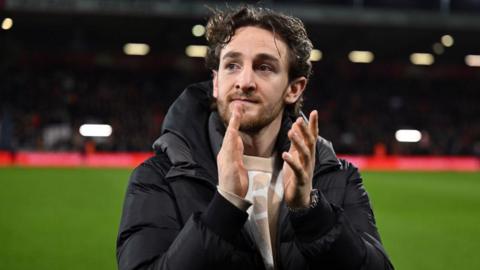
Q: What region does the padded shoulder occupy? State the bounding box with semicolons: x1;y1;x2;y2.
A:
129;152;173;187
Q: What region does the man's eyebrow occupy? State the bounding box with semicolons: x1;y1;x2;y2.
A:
222;51;242;60
255;53;281;64
222;52;281;63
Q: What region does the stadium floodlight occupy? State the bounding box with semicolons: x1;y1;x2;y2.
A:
192;24;206;37
185;45;208;58
1;18;13;30
123;43;150;56
348;50;374;63
465;55;480;67
441;34;454;47
395;129;422;143
79;124;112;137
309;49;322;62
410;53;434;66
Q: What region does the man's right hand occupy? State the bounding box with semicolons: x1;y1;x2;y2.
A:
217;104;249;198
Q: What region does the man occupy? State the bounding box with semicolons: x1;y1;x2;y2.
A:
117;6;394;270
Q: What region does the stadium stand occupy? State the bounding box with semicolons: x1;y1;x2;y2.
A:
1;64;478;156
1;0;479;157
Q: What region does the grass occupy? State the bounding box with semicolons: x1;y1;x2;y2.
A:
0;168;479;269
0;168;130;270
363;172;480;270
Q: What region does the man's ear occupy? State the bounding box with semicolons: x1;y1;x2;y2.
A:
212;70;218;98
284;77;307;105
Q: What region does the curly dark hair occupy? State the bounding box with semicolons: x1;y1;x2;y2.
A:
205;5;313;115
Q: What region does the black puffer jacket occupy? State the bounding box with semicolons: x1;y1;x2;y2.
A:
116;81;394;270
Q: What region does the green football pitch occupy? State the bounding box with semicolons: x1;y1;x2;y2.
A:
0;168;479;270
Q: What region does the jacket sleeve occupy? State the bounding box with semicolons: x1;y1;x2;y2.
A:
288;161;394;270
116;155;255;270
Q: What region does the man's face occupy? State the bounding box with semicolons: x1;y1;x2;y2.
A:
213;26;303;133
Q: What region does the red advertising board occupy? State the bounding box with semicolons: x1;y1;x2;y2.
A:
0;151;478;171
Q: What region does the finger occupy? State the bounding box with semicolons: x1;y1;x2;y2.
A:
228;103;242;131
222;104;243;153
288;129;310;163
282;152;304;179
295;117;315;149
309;110;319;138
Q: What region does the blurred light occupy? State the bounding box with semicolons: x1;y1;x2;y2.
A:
186;45;208;58
123;43;150;56
1;18;13;30
432;43;444;55
395;129;422;143
465;54;480;67
192;24;206;37
79;124;112;137
441;34;454;47
410;53;434;66
348;50;374;63
309;49;322;61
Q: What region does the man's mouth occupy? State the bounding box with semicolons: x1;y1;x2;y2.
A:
231;99;256;103
229;97;259;104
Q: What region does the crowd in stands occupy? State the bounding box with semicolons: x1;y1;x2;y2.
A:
1;68;179;152
1;62;479;156
307;72;480;156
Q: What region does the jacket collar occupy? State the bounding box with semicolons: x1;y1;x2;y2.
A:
153;81;341;185
153;81;218;182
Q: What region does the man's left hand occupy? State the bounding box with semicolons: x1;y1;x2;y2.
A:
282;110;318;209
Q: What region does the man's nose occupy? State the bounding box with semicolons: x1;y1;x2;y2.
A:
235;66;256;93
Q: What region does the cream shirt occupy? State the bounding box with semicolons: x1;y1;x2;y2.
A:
218;154;284;270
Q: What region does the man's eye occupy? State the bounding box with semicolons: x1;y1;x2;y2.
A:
258;64;273;72
225;63;239;70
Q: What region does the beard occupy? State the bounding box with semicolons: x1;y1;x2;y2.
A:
216;92;285;134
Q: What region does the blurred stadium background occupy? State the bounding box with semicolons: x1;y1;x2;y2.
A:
0;0;479;269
